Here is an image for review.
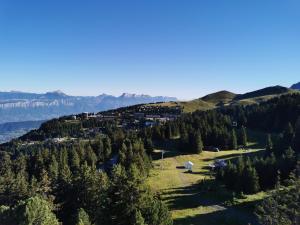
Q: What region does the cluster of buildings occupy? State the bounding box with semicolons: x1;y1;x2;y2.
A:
69;105;182;131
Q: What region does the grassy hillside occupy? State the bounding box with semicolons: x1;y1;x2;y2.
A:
201;91;236;104
180;99;215;113
234;86;291;100
147;130;270;225
147;149;266;225
146;86;300;113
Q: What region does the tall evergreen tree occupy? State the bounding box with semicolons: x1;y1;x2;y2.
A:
131;210;145;225
75;208;91;225
266;134;273;153
240;126;247;147
192;131;203;154
103;137;112;160
231;129;238;150
242;164;260;194
293;117;300;154
281;123;295;150
9;196;59;225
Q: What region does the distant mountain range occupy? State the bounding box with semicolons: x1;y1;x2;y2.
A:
291;82;300;90
0;91;177;124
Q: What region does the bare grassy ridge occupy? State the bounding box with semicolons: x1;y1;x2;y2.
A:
147;87;299;113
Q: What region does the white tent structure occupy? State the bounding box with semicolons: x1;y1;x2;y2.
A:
184;161;194;171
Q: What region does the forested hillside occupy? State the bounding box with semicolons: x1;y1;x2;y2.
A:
0;93;299;225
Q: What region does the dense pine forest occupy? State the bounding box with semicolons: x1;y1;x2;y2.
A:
0;94;299;225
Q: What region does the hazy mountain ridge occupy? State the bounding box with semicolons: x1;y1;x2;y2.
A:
291;82;300;90
0;91;177;123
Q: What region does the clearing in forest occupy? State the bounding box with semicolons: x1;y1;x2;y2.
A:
147;149;266;225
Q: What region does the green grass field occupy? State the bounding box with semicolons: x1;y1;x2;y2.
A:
147;90;300;113
147;149;267;225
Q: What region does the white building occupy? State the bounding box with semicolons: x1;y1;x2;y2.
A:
184;161;194;171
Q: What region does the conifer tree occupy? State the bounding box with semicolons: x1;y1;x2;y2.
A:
241;126;247;147
103;137;112;160
266;134;273;153
293;117;300;154
75;208;91;225
242;165;260;194
281;123;295;150
95;137;104;161
132;210;145;225
70;150;80;172
231;129;238;150
48;155;59;179
85;145;97;167
193;130;203;154
13;196;59;225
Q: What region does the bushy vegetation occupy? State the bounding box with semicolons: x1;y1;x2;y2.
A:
255;179;300;225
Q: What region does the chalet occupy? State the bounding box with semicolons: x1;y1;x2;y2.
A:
50;137;66;143
83;112;89;119
88;113;98;118
157;117;168;123
184;161;194;172
145;115;161;120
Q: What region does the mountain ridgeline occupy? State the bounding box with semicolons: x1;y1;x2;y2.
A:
291;82;300;90
0;91;177;124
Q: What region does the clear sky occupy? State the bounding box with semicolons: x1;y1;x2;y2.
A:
0;0;299;100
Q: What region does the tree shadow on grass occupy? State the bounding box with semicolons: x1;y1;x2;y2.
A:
162;182;231;210
176;166;185;169
202;150;264;162
173;207;259;225
161;180;261;225
180;171;213;178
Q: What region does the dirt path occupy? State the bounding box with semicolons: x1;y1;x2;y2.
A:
173;157;190;186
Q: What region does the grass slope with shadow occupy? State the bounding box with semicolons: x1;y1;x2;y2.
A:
148;149;267;225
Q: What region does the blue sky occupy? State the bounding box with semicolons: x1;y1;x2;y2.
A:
0;0;299;100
